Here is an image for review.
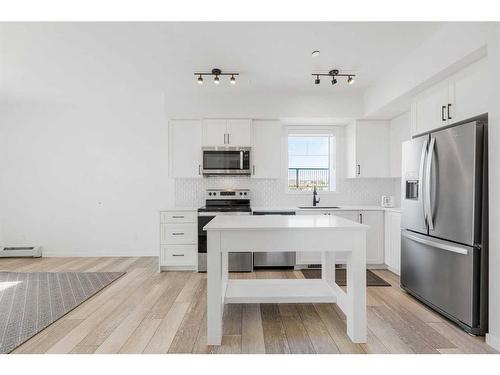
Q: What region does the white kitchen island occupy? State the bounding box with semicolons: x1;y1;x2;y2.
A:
203;214;369;346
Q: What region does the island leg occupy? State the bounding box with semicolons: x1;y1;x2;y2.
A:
346;233;367;343
207;230;223;345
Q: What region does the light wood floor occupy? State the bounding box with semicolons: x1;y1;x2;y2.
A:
0;256;495;354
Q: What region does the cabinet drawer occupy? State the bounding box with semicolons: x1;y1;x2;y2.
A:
160;211;196;224
161;224;196;244
160;245;197;266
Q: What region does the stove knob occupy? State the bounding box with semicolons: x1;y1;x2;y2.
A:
208;192;212;196
239;192;243;196
244;192;247;195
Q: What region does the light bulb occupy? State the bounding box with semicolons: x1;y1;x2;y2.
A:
197;75;203;84
230;75;236;84
314;75;320;85
347;76;354;85
331;77;337;85
214;75;220;84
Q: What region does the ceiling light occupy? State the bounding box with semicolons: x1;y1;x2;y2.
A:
311;68;356;87
312;50;320;57
194;68;239;86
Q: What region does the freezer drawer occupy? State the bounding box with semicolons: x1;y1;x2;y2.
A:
401;230;479;328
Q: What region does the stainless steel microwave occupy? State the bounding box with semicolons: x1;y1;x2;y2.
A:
202;147;251;176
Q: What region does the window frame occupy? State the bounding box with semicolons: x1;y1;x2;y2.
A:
283;125;342;195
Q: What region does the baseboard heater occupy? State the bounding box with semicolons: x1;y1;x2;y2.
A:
0;246;42;258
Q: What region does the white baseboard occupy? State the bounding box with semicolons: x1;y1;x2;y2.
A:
42;251;157;257
486;333;500;351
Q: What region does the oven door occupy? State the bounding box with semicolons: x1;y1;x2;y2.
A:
202;148;250;175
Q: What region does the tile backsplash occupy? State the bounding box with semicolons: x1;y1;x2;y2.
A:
175;177;401;208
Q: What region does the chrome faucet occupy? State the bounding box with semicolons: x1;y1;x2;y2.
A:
312;186;320;207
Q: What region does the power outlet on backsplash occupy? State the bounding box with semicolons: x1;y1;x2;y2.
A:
174;177;400;208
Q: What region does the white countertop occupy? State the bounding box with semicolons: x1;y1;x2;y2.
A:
203;214;370;231
251;205;401;213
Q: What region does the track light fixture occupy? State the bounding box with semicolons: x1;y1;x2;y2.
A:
194;68;239;85
312;69;356;86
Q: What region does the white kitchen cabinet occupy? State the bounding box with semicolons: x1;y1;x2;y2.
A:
252;120;282;178
345;120;391;178
449;58;488;124
159;209;197;271
168;120;202;178
202;119;228;146
202;119;252;146
384;211;401;275
227;119;252;146
411;58;487;136
389;112;411;178
295;209;384;266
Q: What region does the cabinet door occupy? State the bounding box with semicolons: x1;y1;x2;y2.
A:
356;121;390;178
414;81;449;135
360;211;384;265
227;119;252;146
390;212;401;275
449;58;487;124
203;119;227;146
169;120;202;178
252;120;282;178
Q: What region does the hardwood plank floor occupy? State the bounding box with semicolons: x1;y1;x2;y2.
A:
1;257;495;354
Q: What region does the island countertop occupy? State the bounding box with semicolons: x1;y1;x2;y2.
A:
203;214;370;231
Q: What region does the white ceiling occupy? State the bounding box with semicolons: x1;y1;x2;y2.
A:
0;22;444;96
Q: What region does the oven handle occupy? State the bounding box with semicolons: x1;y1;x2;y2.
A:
240;151;243;169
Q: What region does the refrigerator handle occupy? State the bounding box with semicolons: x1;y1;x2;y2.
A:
425;137;436;230
401;231;468;255
419;138;428;225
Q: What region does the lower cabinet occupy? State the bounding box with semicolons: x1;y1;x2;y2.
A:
384;211;401;275
295;209;384;267
159;209;197;271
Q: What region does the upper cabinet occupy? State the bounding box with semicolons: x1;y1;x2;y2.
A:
345;120;391;178
169;119;202;178
389;112;411;178
202;119;252;146
411;58;487;136
252;120;282;179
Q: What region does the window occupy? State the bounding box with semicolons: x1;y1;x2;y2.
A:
287;133;336;192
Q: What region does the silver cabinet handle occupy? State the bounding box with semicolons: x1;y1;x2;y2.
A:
198;165;201;175
227;133;230;144
172;254;185;257
425;137;435;230
356;164;361;176
172;232;185;235
359;213;363;224
253;165;255;175
402;231;468;255
172;216;184;219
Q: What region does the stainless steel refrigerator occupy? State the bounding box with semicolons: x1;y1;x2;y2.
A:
400;117;488;335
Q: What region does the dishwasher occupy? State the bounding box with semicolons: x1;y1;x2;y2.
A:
252;211;296;268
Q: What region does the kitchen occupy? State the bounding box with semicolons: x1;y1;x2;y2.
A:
0;15;500;372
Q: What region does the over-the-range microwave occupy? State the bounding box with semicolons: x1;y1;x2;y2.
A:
202;147;251;176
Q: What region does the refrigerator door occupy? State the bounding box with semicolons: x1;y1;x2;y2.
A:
427;121;483;246
401;230;478;328
401;135;429;234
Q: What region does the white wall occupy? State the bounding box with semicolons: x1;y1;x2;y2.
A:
486;25;500;351
0;91;171;256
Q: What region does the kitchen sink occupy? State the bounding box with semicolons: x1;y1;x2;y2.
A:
298;206;341;209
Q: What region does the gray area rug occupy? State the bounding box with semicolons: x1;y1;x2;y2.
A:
0;271;124;354
301;268;391;286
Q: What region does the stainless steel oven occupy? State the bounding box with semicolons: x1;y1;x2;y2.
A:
202;147;251;176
